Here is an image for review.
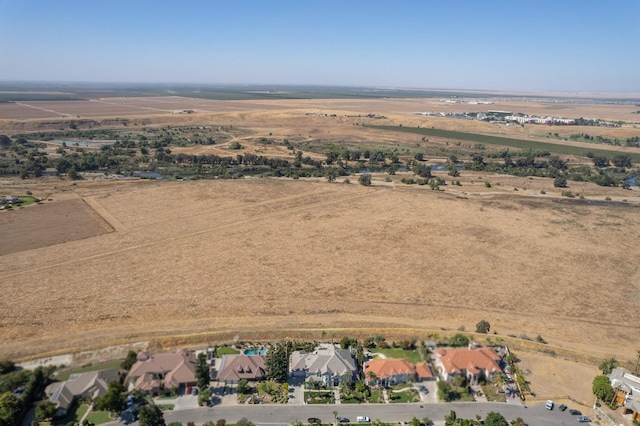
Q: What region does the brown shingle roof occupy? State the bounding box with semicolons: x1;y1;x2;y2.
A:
127;351;196;391
217;355;266;382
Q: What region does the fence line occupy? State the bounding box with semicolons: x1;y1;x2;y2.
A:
593;397;617;426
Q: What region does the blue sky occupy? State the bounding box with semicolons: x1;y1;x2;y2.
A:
1;0;638;92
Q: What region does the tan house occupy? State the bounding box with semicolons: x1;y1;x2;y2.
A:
126;350;197;394
217;355;266;384
45;369;119;416
435;347;502;383
290;343;357;387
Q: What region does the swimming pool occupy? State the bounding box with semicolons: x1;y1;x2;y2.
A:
243;348;266;355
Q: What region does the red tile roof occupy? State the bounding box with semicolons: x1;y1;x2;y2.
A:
415;361;434;379
437;347;502;376
364;358;415;379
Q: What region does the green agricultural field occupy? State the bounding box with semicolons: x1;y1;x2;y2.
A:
369;125;640;162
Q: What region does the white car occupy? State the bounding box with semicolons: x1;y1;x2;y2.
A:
356;416;371;423
545;400;554;410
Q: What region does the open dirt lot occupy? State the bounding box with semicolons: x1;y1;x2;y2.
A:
518;351;599;406
1;178;639;365
0;191;112;256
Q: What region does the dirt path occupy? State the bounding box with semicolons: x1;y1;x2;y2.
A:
82;195;127;232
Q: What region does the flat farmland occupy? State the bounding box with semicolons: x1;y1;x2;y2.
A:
0;192;112;256
1;178;639;361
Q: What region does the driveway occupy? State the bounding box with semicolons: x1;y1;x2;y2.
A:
416;381;438;404
156;395;199;410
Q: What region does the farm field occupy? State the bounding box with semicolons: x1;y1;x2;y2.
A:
1;177;639;364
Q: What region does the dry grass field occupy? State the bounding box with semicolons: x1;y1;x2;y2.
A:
1;94;640;402
1;177;639;365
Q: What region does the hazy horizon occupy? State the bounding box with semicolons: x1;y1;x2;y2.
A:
1;0;639;93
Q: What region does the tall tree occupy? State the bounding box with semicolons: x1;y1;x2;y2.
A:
0;392;22;426
483;412;508;426
96;381;125;413
475;320;490;334
35;401;56;421
195;353;210;389
592;375;614;402
121;350;138;371
138;404;165;426
265;342;288;383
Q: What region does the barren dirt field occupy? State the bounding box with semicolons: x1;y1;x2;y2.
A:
0;191;112;256
1;178;639;365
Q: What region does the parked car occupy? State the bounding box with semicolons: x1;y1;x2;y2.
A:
558;404;567;412
545;400;554;410
356;416;371;423
569;409;582;415
338;418;350;424
576;415;591;423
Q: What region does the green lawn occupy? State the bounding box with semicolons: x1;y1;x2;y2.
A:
368;389;383;403
85;410;113;425
55;359;123;381
369;348;422;363
216;346;240;356
389;388;420;403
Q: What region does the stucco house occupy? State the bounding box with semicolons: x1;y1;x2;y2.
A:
435;346;502;383
45;369;119;416
363;358;415;386
126;350;197;394
289;343;357;387
217;354;266;384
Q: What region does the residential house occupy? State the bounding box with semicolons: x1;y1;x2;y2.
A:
609;367;640;421
435;347;502;384
363;359;416;387
126;350;197;394
217;355;266;384
289;343;357;387
45;369;119;416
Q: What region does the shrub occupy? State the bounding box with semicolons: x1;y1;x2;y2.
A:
358;174;372;186
484;181;491;188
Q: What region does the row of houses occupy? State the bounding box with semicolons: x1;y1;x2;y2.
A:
45;344;505;415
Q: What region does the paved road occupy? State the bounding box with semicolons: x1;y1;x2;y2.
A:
112;402;588;426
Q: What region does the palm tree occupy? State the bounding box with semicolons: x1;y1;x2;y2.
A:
332;411;338;426
599;357;618;375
